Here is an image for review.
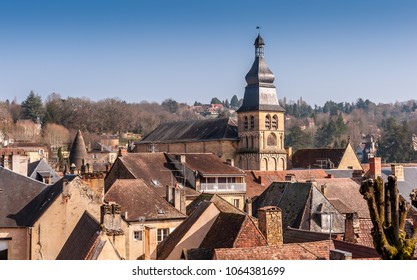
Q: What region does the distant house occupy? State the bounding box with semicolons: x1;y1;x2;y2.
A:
0;148;28;176
291;142;362;170
11;142;49;163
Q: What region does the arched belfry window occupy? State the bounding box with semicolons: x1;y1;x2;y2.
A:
250;116;255;129
265;115;271;129
272;115;278;130
244;116;248;130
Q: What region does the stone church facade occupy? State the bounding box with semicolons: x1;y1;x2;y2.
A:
133;34;287;171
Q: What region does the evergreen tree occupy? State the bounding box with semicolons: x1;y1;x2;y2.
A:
21;91;44;122
210;97;222;104
230;95;239;108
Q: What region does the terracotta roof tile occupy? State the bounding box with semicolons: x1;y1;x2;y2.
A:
314;178;370;218
245;170;328;198
116;153;199;197
104;179;187;221
213;240;332;260
56;211;101;260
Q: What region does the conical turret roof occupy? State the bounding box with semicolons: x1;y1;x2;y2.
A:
69;130;88;170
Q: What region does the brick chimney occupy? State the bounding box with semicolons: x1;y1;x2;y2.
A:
369;157;381;179
258;206;283;246
344;212;360;243
391;164;404;181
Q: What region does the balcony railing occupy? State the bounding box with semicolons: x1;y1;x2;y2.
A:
200;183;246;193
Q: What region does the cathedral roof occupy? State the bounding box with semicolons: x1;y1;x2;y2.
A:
139;117;238;143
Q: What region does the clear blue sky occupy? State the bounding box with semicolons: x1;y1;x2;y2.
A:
0;0;416;107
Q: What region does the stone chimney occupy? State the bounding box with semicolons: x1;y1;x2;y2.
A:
174;186;186;214
391;164;404;181
62;179;71;201
344;212;360;243
245;197;253;216
369;157;381;179
166;185;186;214
100;203;124;235
258;206;283;246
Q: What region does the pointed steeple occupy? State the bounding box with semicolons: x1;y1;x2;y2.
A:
69;130;88;171
237;34;284;113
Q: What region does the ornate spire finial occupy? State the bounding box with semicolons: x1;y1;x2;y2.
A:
256;26;261;35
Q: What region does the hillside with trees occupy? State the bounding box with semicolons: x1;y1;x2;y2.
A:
1;91;416;163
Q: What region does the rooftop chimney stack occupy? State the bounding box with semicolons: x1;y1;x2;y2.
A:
369;157;381;179
391;164;404;181
258;206;283;246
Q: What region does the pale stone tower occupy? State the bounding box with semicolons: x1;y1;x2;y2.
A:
236;34;287;171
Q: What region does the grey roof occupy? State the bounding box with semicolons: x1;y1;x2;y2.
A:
139;118;238;143
237;35;284;113
27;158;62;184
382;167;417;210
56;211;102;260
69;130;88;170
10;175;78;227
0;167;47;227
252;182;344;232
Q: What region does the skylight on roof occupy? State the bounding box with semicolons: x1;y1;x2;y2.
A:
151;179;161;186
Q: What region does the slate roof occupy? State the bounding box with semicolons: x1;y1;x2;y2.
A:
333;239;379;259
139;117;239;143
314;178;370;218
283;227;337;243
292;148;346;169
104;179;187;222
109;153;199;198
381;166;417;210
27;158;61;184
0;167;47;227
212;240;332;260
244;169;329;198
166;153;246;176
252;181;344;233
9;175;78;227
69;130;88;170
56;211;104;260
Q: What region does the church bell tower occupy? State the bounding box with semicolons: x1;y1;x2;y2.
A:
236;33;287;171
